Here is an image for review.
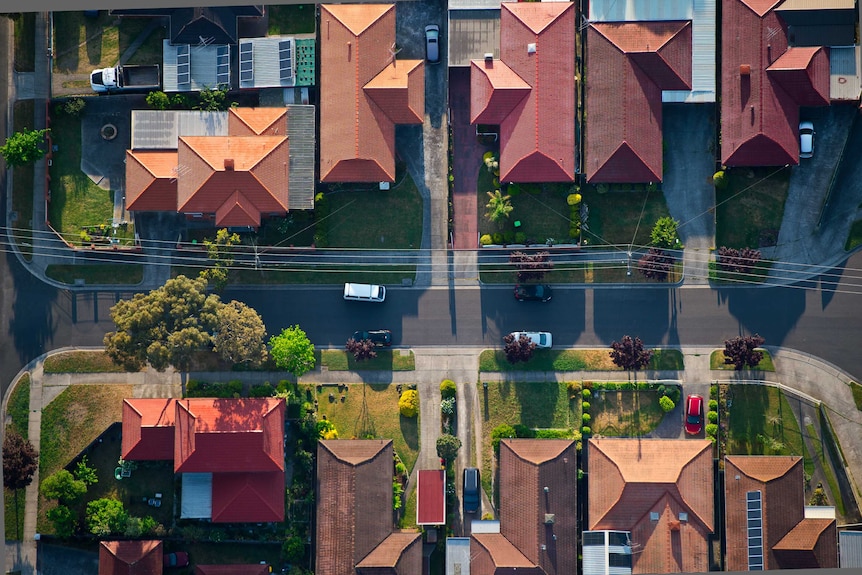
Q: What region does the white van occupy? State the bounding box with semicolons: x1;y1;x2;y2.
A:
343;283;386;302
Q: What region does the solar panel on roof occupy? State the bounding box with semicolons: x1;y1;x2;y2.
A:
217;45;230;86
279;40;293;82
239;42;254;83
747;491;763;571
177;44;191;86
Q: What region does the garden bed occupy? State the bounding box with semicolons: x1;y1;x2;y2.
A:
709;349;775;371
479;348;683;372
319;349;415;371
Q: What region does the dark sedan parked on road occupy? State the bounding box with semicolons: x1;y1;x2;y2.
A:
352;330;392;346
514;284;553;302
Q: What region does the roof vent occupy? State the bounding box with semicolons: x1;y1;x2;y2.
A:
544;514;556;525
540;545;547;551
649;512;659;522
679;512;688;522
527;43;537;54
740;64;751;76
224;158;235;170
669;520;681;531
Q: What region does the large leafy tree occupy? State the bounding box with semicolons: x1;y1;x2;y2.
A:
723;334;765;370
270;325;316;377
3;429;38;491
510;251;553;283
609;335;653;372
40;469;87;504
485;190;513;224
503;333;536;364
200;228;240;291
104;275;223;371
346;338;377;362
638;248;674;282
650;216;680;250
213;300;268;367
86;498;128;536
0;128;50;167
716;247;762;277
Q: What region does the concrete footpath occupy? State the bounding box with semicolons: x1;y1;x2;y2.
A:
5;344;862;574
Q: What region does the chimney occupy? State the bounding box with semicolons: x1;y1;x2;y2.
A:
740;64;751;76
224;158;235;170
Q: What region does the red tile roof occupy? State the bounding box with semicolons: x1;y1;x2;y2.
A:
417;470;445;525
173;398;285;474
177;136;289;227
773;518;838;568
228;107;288;136
125;151;178;212
355;531;423;571
586;22;692;183
588;438;713;574
720;0;830;166
99;540;163;575
211;471;285;523
121;399;176;461
195;566;270;575
471;533;539;571
470;2;576;183
319;4;424;183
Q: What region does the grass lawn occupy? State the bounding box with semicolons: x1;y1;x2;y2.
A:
46;264;144;285
478;380;576;497
481;258;683;285
39;384;132;476
117;17;166;65
319;349;415;371
805;423;845;516
715;166;791;249
301;383;420;471
4;374;31;541
709;349;775;371
726;385;808;460
47;113;115;240
43;351;128;374
478;348;683;372
580;185;673;247
851;382;862;411
14;13;36;72
845;220;862;252
589;389;665;437
174;264;417;286
268;4;316;34
12;100;35;260
399;485;418;529
325;168;423;249
53;11;119;74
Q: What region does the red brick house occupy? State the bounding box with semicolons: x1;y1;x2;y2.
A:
585;21;692;183
319;4;425;183
587;438;714;573
721;0;830;166
725;455;838;570
470;439;578;575
316;439;422;575
99;540;163;575
470;2;576;183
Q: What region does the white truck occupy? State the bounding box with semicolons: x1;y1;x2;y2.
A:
90;65;160;93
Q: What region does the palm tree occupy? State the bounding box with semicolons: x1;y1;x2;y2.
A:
485;190;513;224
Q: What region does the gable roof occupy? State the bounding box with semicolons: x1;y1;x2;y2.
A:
174;398;285;474
586;21;692;183
320;4;424;183
211;471;285;523
177;135;289;227
355;531;423;572
720;0;830;166
496;439;578;575
471;533;541;573
195;566;270;575
470;2;576;183
99;540;163;575
121;399;176;461
228;107;287;136
417;470;445;525
773;518;838;568
588;438;713;574
124;151;178;212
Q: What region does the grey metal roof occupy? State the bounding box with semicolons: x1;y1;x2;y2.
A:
238;36;297;90
589;0;715;104
286;105;316;210
840;531;862;568
778;0;855;10
448;9;500;68
180;472;212;519
830;46;861;102
445;538;471;575
163;40;231;93
449;0;500;10
131;110;229;149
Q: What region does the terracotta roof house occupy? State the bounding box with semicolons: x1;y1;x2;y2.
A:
470;2;576;183
585;21;692;183
319;4;425;183
721;0;830;166
195;566;270;575
121;397;285;523
470;439;578;575
99;540;163;575
126;107;315;227
316;439;422;575
110;7;265;46
587;438;714;574
724;455;838;570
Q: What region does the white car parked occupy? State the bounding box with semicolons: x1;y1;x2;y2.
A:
507;331;553;348
799;121;814;159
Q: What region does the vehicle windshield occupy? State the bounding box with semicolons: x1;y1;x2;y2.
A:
687;414;700;424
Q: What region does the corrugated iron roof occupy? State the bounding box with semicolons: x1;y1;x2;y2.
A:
448;10;500;68
286;105;316;210
831;46;861;101
163;40;229;93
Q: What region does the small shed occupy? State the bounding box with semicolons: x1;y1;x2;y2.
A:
417;470;445;525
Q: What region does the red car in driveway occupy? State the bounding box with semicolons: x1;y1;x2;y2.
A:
684;394;704;435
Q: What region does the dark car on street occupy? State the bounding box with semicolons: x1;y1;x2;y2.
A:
514;284;553;302
352;330;392;346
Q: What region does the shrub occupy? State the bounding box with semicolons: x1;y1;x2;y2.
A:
710;386;718;399
705;423;718;437
63;98;86;117
86;498;128;536
581;401;590;412
513;424;532;438
582;388;591;398
480;234;492;246
40;469;87;504
47;505;77;537
441;397;456;417
582;413;591;423
659;396;675;412
708;399;718;411
186;379;244;398
440;379;456;399
395;461;407;476
567;193;582;206
146;90;170;110
491;424;517;455
712;170;727;189
398;389;419;418
515;232;527;244
492;232;504;245
249;382;274;397
707;411;718;423
581;426;591;435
